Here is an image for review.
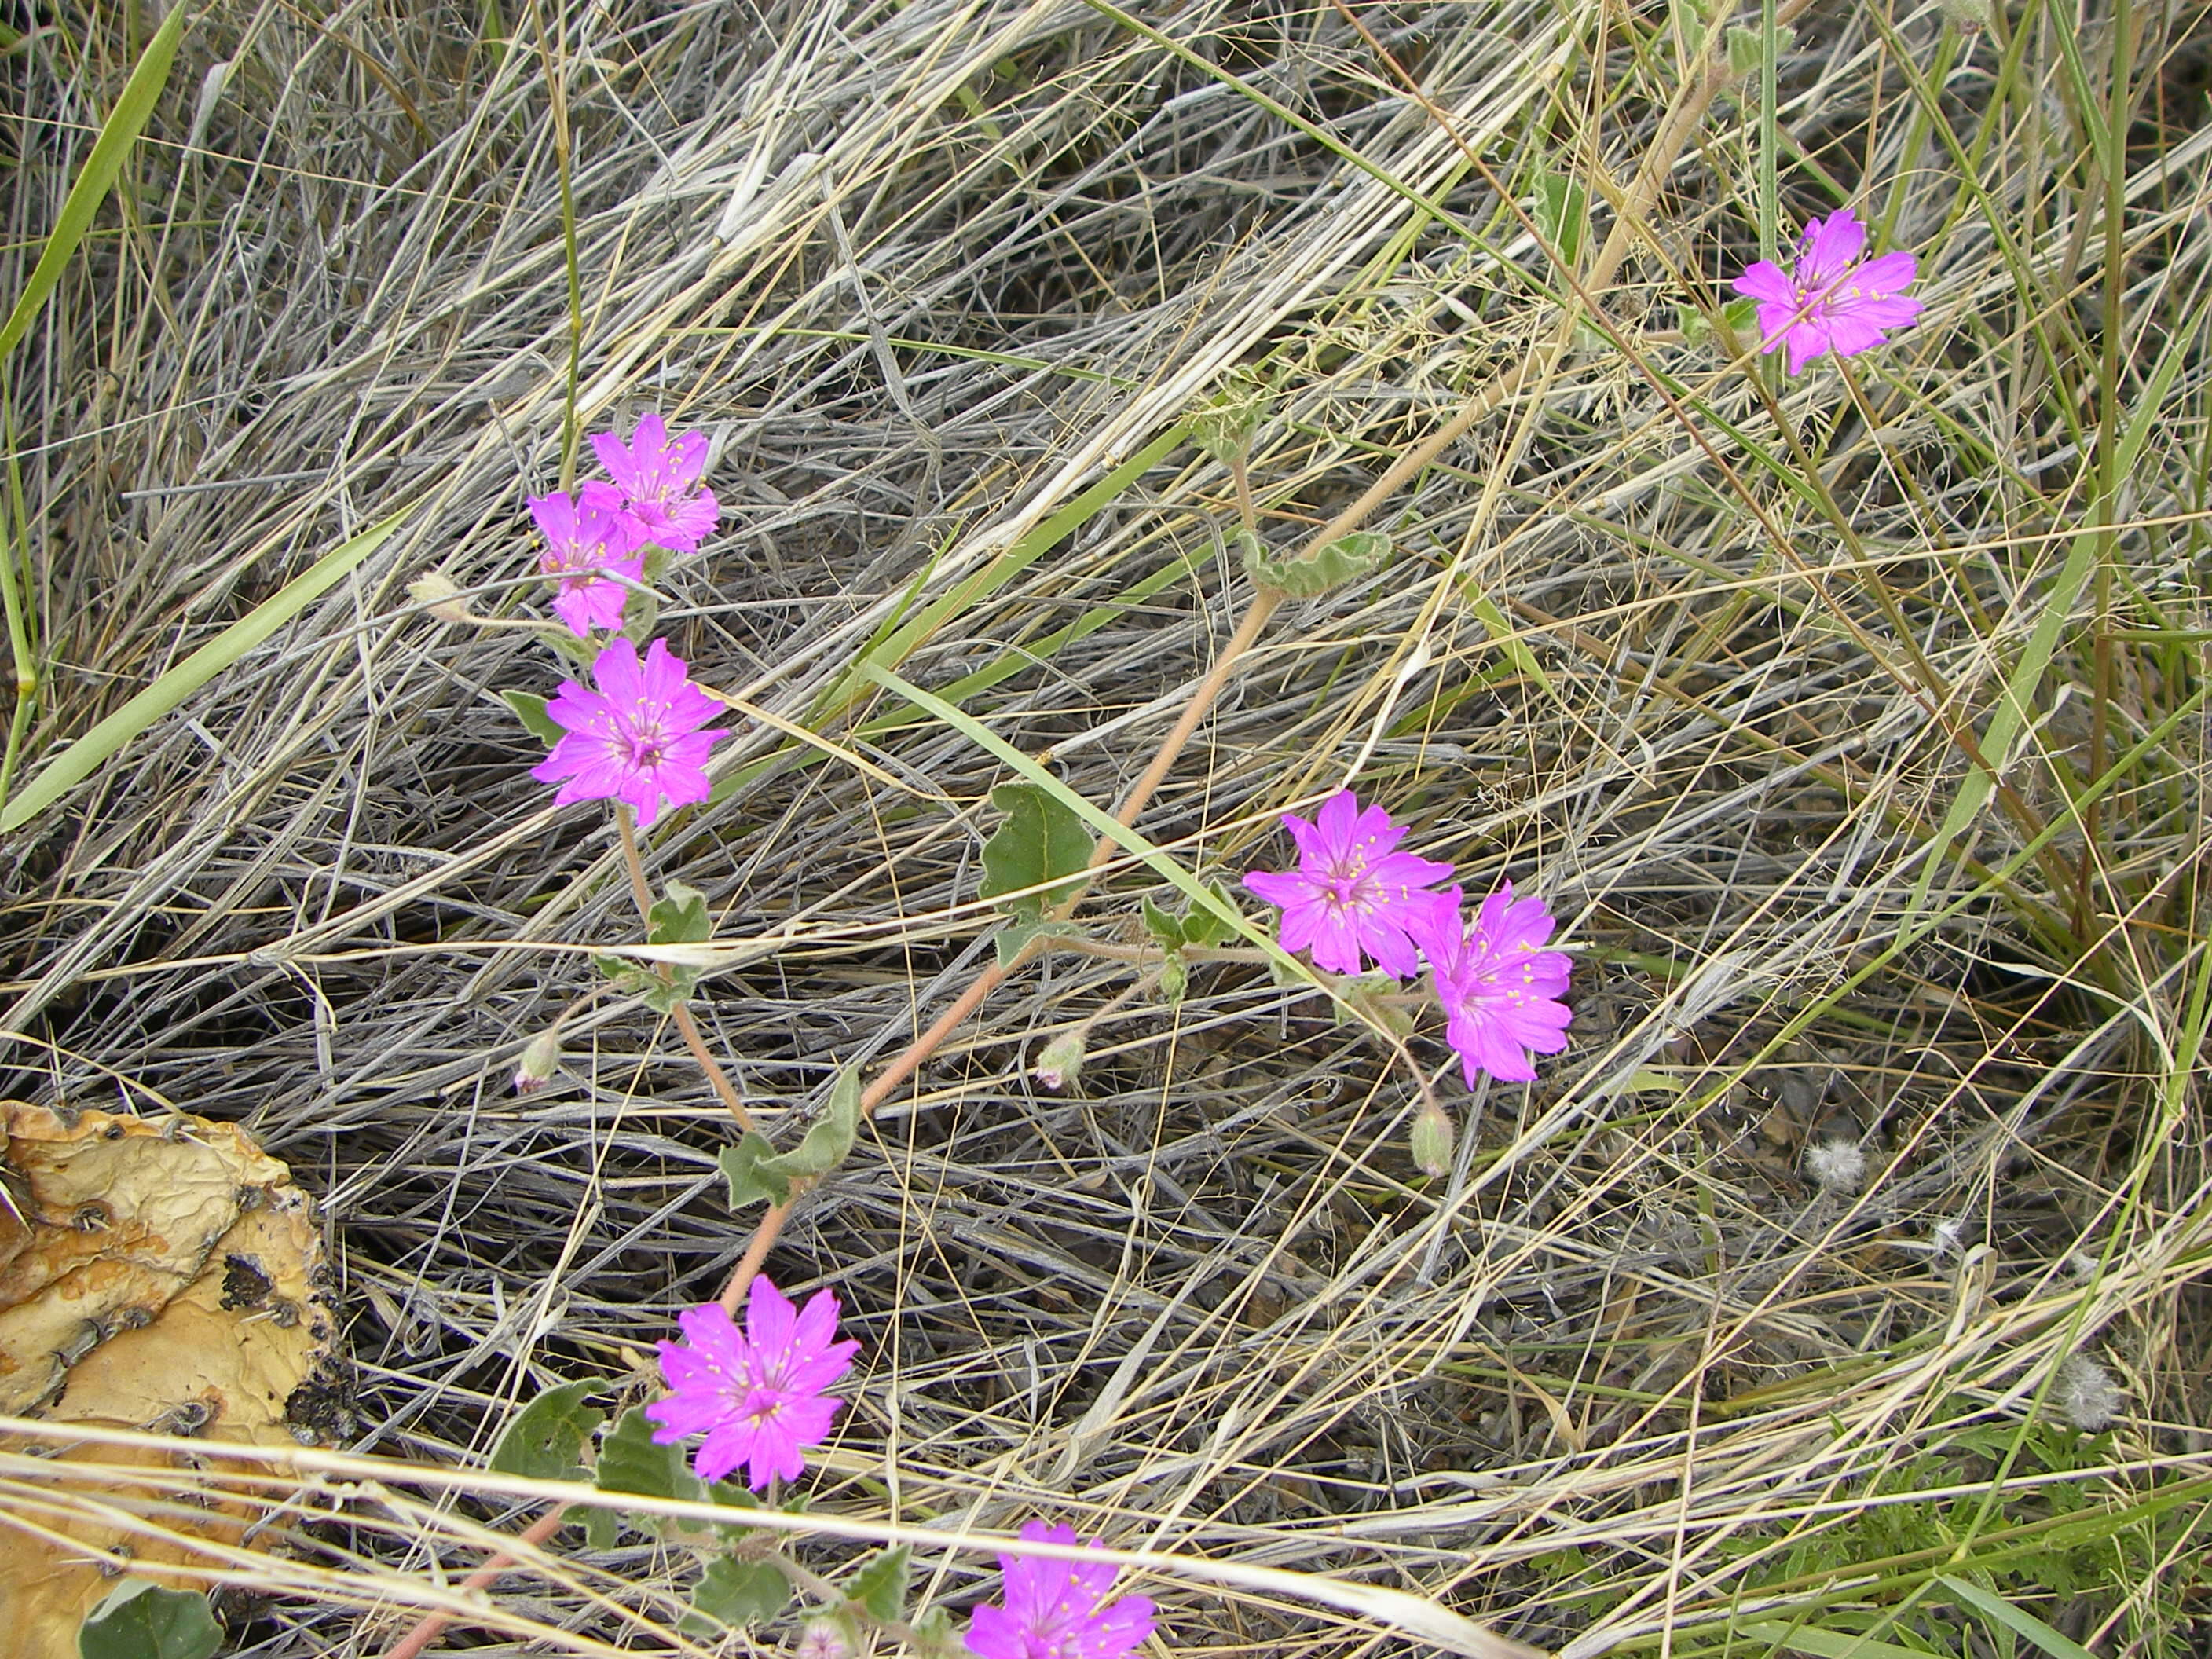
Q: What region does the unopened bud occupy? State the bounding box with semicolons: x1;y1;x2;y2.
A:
794;1620;851;1659
1410;1102;1454;1178
1033;1030;1086;1092
512;1028;562;1093
408;569;474;624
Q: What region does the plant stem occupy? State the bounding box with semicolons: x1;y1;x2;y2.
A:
380;1502;573;1659
616;804;755;1133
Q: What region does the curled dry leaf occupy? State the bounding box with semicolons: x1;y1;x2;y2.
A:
0;1103;346;1657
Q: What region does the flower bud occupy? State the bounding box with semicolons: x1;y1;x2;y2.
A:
1033;1030;1086;1092
407;569;474;623
1411;1102;1454;1178
512;1027;562;1093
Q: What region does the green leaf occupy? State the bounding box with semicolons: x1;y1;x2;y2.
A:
980;782;1091;916
1530;170;1588;269
1140;895;1186;950
1157;952;1189;1006
595;950;698;1016
649;878;712;946
1;509;409;834
1188;377;1270;462
1240;529;1393;598
77;1580;222;1659
681;1558;789;1635
0;7;188;364
502;689;565;747
1935;1577;2097;1659
994;914;1076;969
619;584;662;646
596;1407;703;1504
581;1504;618;1549
721;1130;796;1207
717;1067;864;1209
910;1606;964;1657
847;1544;912;1624
1465;591;1552;691
1724;20;1794;78
1179;880;1240;947
488;1378;607;1480
1734;1622;1951;1659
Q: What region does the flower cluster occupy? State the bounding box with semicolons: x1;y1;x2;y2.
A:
646;1276;859;1490
1731;206;1922;375
1243;790;1573;1087
519;412;731;827
529;413;721;639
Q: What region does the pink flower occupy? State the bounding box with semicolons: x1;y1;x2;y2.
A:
965;1521;1154;1659
644;1276;859;1490
531;637;729;827
590;412;721;552
530;482;644;636
1731;207;1923;375
1243;789;1456;979
1415;883;1573;1086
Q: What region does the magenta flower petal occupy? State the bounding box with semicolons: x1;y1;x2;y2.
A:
590;412;721;553
965;1521;1154;1659
530;482;645;637
1241;789;1457;980
644;1278;859;1490
531;637;731;826
1418;881;1575;1089
1729;207;1921;375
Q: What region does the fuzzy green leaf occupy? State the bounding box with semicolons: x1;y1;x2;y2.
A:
596;1406;704;1504
717;1068;863;1209
649;878;712;946
682;1559;789;1635
77;1580;222;1659
1241;529;1392;598
720;1130;794;1208
1140;895;1186;950
847;1544;913;1624
502;690;566;747
1178;880;1240;947
980;782;1091;917
488;1378;607;1481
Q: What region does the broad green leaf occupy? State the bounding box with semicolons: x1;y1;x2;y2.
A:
847;1544;912;1623
994;914;1080;969
1188;378;1269;462
78;1580;221;1659
1531;170;1588;269
1;509;409;833
681;1558;789;1634
1241;529;1393;598
502;689;565;747
980;781;1090;916
595;950;698;1015
1140;895;1185;950
720;1130;794;1207
649;878;712;946
909;1606;963;1657
718;1068;863;1207
1178;880;1240;947
1725;20;1794;77
596;1406;703;1504
488;1377;607;1480
0;8;188;362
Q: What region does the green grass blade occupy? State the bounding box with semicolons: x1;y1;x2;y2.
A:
1734;1621;1943;1659
0;510;409;834
1934;1577;2096;1659
0;4;188;361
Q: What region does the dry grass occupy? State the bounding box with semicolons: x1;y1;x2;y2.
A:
4;0;2212;1653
